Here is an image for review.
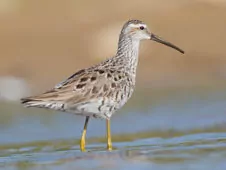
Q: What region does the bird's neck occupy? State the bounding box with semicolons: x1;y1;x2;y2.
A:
115;34;140;75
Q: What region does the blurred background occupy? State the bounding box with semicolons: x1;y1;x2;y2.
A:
1;0;226;170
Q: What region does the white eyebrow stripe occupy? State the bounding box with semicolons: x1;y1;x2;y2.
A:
129;23;147;28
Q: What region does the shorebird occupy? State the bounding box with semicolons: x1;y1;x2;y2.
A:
21;19;184;152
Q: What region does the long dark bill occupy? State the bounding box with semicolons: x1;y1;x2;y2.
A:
151;34;184;54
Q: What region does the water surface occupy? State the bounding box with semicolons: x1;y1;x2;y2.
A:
1;85;226;170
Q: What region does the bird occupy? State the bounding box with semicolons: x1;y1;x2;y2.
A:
21;19;184;152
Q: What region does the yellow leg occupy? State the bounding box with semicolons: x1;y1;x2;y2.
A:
80;116;89;152
106;119;112;151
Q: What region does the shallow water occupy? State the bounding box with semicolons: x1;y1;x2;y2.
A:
1;84;226;170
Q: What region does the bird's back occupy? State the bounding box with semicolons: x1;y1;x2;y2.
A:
21;64;135;119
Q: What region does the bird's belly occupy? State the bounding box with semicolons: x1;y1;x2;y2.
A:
66;85;134;119
66;98;117;119
114;85;134;110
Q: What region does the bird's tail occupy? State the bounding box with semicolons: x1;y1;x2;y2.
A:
21;96;48;108
21;96;65;110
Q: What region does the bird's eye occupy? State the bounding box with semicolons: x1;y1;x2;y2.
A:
139;26;144;30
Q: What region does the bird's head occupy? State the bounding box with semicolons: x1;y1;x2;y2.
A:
121;19;184;54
